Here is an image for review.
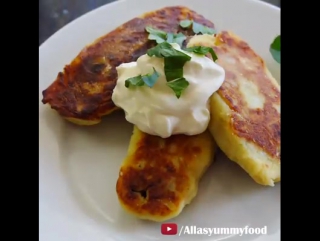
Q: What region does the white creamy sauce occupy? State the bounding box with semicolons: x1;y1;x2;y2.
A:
112;43;225;138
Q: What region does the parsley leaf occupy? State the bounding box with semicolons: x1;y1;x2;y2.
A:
185;46;218;62
147;42;191;60
145;26;167;44
146;42;191;98
164;57;184;81
146;41;173;57
124;76;144;88
166;33;174;43
125;67;160;88
172;32;187;46
166;77;189;98
192;22;203;34
147;42;191;83
180;20;192;28
142;67;160;87
145;27;187;46
270;35;280;64
179;20;216;35
201;26;216;35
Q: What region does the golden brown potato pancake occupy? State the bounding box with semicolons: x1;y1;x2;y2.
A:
41;6;214;125
187;32;280;186
116;126;216;222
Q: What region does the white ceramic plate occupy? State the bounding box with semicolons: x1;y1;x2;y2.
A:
39;0;280;240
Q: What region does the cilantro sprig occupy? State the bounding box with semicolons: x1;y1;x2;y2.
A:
125;67;160;88
185;46;218;62
145;26;186;46
180;20;216;35
146;19;216;47
124;41;218;98
270;35;280;64
147;42;191;98
146;41;190;59
145;27;167;43
166;77;189;98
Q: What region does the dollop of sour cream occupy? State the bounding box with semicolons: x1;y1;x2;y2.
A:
112;43;225;138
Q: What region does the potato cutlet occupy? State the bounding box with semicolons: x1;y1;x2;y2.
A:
116;126;216;222
42;6;214;125
187;32;280;186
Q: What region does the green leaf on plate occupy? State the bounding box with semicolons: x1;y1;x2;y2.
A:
270;35;280;64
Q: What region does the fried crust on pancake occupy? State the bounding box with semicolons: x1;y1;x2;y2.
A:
42;6;214;125
116;126;216;222
187;32;280;186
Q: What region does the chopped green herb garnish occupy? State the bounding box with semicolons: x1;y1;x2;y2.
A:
124;76;144;88
185;46;218;62
164;57;185;81
179;20;192;28
166;33;174;43
146;41;172;57
166;77;189;98
179;20;216;35
147;42;191;60
270;35;280;64
146;42;192;98
147;42;191;81
201;26;216;35
125;67;160;88
130;41;217;98
145;26;167;43
192;22;203;34
145;27;186;46
172;32;187;46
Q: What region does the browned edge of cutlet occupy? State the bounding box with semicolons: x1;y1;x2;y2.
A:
214;31;280;160
42;6;215;123
116;132;205;217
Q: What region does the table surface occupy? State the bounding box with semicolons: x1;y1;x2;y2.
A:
39;0;280;46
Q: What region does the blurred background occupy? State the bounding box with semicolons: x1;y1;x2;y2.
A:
39;0;280;46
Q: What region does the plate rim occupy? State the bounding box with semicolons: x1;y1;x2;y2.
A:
39;0;280;240
39;0;280;51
